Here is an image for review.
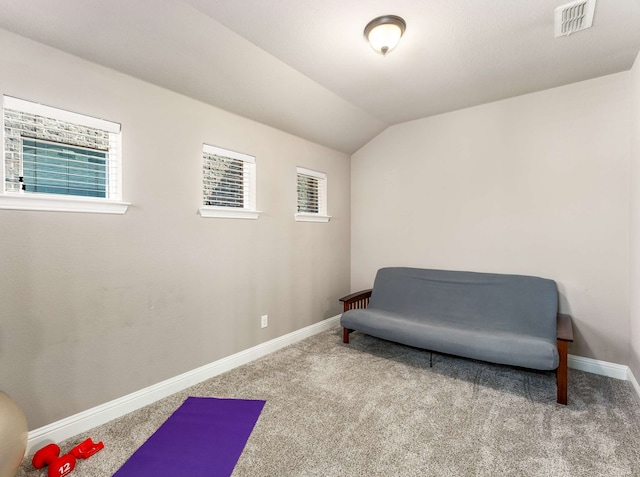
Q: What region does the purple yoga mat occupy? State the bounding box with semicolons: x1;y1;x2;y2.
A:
113;397;266;477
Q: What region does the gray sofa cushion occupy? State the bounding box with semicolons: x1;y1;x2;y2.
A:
341;267;559;370
341;308;559;370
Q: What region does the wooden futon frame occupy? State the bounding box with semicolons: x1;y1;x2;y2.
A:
340;289;574;405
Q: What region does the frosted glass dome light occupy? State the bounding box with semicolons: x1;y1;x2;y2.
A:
364;15;406;56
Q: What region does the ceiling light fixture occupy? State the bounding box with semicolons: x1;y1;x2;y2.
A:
364;15;406;56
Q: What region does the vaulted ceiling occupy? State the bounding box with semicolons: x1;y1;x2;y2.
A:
0;0;639;153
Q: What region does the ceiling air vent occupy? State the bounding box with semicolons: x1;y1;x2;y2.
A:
554;0;596;37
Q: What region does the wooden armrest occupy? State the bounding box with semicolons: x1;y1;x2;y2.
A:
339;289;373;303
557;313;574;342
339;289;373;313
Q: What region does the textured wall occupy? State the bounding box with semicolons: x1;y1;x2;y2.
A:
0;29;350;429
352;73;631;365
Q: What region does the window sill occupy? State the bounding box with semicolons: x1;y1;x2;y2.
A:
199;206;261;220
0;193;130;214
295;213;331;223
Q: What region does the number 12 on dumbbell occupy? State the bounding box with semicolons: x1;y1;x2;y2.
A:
57;461;72;476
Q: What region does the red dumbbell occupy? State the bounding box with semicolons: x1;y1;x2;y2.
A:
70;438;104;459
32;443;76;477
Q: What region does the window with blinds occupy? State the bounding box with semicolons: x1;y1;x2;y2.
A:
200;144;258;219
296;167;329;222
21;139;107;197
3;96;122;201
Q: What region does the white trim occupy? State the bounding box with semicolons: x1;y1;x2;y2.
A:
202;144;254;164
0;194;129;214
567;355;640;401
199;206;261;219
628;368;640;401
568;354;629;380
0;105;4;190
26;314;341;454
110;132;123;202
201;144;257;213
3;95;120;133
296;166;328;219
296;166;325;180
295;213;331;223
3;95;124;202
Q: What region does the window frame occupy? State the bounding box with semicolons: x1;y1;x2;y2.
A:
198;144;260;220
0;96;128;214
295;166;330;223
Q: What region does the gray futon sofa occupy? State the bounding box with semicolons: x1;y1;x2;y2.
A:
340;267;574;404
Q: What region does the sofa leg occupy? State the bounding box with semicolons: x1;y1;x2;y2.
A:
343;327;351;344
557;339;569;405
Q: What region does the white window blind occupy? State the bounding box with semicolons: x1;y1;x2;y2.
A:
3;96;122;201
296;167;329;222
200;144;258;219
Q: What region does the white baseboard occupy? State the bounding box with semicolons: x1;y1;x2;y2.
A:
568;354;629;380
568;354;640;402
27;315;341;454
26;322;639;454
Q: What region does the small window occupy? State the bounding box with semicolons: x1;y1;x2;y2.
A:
296;167;330;222
199;144;259;219
1;96;127;214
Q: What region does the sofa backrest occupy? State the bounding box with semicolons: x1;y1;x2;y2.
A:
368;267;558;340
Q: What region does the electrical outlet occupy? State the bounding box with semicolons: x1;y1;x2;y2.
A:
261;314;268;328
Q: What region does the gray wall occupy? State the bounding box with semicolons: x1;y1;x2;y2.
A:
630;51;640;380
0;30;351;429
351;72;631;365
1;25;637;433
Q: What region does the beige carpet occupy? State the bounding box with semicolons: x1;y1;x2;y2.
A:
17;326;640;476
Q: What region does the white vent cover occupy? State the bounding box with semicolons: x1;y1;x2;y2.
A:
554;0;596;37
